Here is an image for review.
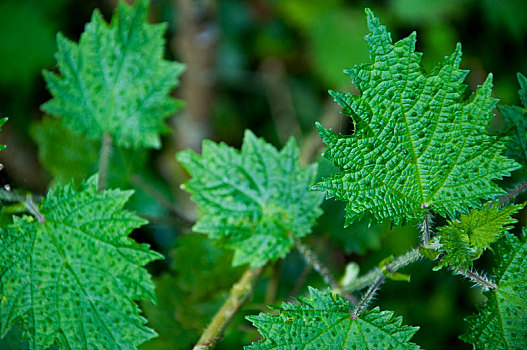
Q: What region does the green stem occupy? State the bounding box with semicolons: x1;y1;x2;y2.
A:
342;242;440;294
456;268;497;291
294;238;358;304
499;178;527;206
193;266;264;350
352;274;385;318
98;131;113;192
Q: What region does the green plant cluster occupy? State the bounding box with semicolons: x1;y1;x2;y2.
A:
0;1;526;349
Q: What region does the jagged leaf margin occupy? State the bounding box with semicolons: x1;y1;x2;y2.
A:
246;287;419;349
177;130;324;268
0;175;162;349
436;202;524;271
461;230;527;349
314;9;519;225
498;72;527;167
41;0;184;149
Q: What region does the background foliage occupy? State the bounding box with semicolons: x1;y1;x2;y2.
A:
1;0;526;349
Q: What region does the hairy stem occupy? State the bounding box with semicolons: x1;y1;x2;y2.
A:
352;274;385;318
0;190;45;222
25;195;45;223
342;242;440;294
420;209;433;245
98;131;113;192
499;179;527;206
294;238;338;289
294;238;358;304
456;268;497;291
194;267;264;350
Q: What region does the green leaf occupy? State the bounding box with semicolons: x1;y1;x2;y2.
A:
0;175;162;349
314;9;519;225
436;202;523;271
245;287;420;349
498;73;527;166
461;230;527;349
177;130;324;268
41;0;184;149
31;117;146;186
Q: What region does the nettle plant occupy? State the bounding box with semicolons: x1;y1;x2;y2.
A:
0;1;526;349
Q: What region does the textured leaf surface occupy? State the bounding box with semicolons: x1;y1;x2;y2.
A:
436;203;523;271
41;0;184;149
498;73;527;166
315;9;519;225
461;230;527;349
177;130;324;268
246;287;419;349
0;176;162;349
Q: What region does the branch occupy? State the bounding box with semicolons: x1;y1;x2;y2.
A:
342;242;440;294
98;131;113;192
193;266;264;350
294;238;358;304
456;268;497;291
352;274;385;318
499;178;527;206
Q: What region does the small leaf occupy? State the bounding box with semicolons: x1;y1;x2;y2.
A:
461;230;527;349
436;202;523;271
177;130;324;268
41;0;184;149
0;175;162;349
246;287;420;349
315;9;519;225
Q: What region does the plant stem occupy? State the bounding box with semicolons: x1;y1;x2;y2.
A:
342;243;439;294
193;266;264;350
420;209;433;245
98;131;112;192
352;274;385;318
0;190;45;223
294;238;358;304
456;268;497;291
499;178;527;206
294;238;339;290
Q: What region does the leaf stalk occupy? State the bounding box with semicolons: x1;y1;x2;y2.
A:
98;131;113;192
193;266;264;350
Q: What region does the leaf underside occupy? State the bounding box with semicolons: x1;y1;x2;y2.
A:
246;287;420;350
177;130;324;268
0;175;162;349
41;0;184;149
315;8;519;225
461;230;527;349
436;202;524;271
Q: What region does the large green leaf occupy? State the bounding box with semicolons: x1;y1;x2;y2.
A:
0;176;162;349
461;230;527;349
177;130;324;268
41;0;184;149
246;287;420;349
315;9;519;225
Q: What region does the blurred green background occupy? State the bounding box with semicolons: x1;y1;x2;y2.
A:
0;0;526;349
